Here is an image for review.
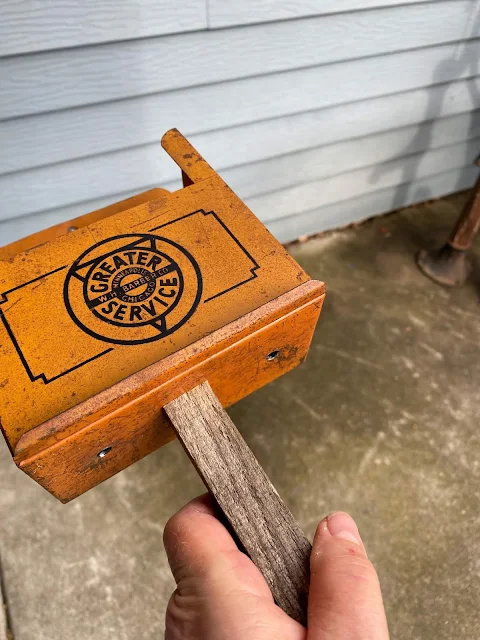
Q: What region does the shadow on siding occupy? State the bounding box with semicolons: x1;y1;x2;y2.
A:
368;2;480;212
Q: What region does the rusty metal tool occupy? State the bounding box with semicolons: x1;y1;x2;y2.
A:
417;158;480;286
0;130;325;625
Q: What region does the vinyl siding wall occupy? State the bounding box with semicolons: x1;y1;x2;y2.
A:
0;0;479;244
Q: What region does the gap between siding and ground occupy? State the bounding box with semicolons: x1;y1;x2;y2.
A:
270;165;478;242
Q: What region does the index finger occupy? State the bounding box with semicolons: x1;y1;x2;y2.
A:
163;493;272;597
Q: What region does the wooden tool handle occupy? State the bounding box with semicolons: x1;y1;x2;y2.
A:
165;381;311;625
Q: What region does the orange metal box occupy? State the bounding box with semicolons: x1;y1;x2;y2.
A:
0;130;325;502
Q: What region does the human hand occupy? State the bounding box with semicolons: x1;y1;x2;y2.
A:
163;495;389;639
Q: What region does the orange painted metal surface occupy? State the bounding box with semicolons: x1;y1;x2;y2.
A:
0;130;325;501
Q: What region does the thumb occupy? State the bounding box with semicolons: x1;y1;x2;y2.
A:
308;512;389;640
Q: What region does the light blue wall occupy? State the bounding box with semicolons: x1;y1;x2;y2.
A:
1;0;479;244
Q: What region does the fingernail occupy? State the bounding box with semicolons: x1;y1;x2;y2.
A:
327;512;362;545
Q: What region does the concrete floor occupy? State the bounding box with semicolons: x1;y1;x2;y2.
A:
1;191;480;640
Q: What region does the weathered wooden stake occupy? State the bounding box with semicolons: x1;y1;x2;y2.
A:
165;381;311;625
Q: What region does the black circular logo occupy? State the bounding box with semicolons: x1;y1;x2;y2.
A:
64;234;202;345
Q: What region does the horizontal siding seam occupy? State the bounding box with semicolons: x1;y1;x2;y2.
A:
1;107;478;180
1;30;478;120
0;0;469;57
0;0;462;60
208;0;458;31
1;72;478;175
0;39;478;125
3;134;478;224
4;166;473;245
268;148;478;201
0;23;216;62
245;136;480;207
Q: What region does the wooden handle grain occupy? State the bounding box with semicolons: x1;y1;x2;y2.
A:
164;381;311;625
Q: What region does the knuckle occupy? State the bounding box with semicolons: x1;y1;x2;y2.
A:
313;541;380;585
165;589;200;640
333;553;380;586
